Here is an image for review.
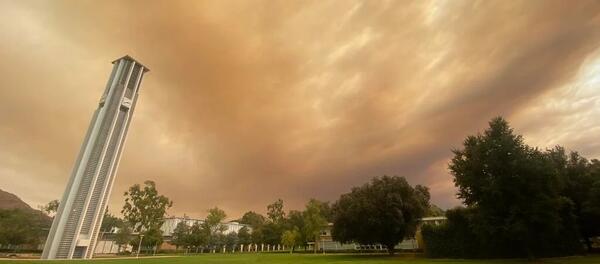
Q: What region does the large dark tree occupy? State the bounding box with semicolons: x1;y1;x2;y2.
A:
332;175;429;254
449;117;580;257
548;147;600;252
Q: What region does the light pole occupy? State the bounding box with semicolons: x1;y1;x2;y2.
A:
136;234;145;258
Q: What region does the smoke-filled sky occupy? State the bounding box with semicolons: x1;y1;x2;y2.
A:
1;0;600;219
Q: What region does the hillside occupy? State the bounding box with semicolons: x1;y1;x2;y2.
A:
0;188;52;223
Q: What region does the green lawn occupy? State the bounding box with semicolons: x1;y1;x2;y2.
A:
1;254;599;264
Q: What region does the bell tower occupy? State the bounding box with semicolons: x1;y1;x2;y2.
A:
42;56;149;259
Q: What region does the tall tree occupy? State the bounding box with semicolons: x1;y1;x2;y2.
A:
449;117;579;257
286;210;306;247
302;199;328;253
203;207;227;248
121;180;173;232
332;175;429;254
267;199;285;224
170;221;191;250
548;147;600;252
189;222;208;252
281;229;301;253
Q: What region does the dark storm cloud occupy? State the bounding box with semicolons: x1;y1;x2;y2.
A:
1;0;599;218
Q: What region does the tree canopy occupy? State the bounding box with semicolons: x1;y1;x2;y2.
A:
332;175;430;254
121;180;173;232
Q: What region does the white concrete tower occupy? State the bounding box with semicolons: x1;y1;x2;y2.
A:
42;56;149;259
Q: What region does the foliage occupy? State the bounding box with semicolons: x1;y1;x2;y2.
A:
130;227;163;252
239;211;266;228
548;147;600;252
302;199;328;252
332;175;430;254
197;207;228;250
285;210;306;246
101;210;123;233
237;226;251;244
121;181;172;232
224;232;238;250
267;199;285;224
170;221;191;249
188;222;208;249
281;229;301;253
39;200;59;217
114;222;132;252
421;207;481;258
0;209;44;248
438;117;583;258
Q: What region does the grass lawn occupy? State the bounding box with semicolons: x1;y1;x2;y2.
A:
1;253;599;264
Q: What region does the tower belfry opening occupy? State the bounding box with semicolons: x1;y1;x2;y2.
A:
42;56;149;259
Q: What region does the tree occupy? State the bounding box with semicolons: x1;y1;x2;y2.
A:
267;199;285;224
286;210;306;248
332;175;429;254
189;222;208;252
225;232;238;251
101;210;123;233
39;200;59;217
548;147;600;252
0;209;43;250
171;221;191;250
239;211;266;228
131;227;163;254
203;207;227;249
237;226;251;245
302;199;328;253
114;223;132;253
449;117;580;257
205;207;227;231
121;181;172;232
281;229;301;253
239;211;266;245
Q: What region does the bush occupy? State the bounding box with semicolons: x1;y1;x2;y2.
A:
422;207;583;258
421;208;482;258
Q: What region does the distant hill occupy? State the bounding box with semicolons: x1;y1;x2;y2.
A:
0;188;52;224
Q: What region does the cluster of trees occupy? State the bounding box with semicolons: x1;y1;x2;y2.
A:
166;198;333;253
167;176;434;256
0;209;48;251
422;117;600;258
169;207;237;252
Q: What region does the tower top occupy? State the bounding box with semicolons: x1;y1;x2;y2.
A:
112;55;150;72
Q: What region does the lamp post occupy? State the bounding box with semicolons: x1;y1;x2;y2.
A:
136;234;145;258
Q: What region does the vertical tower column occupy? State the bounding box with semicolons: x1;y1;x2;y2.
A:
42;56;149;259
